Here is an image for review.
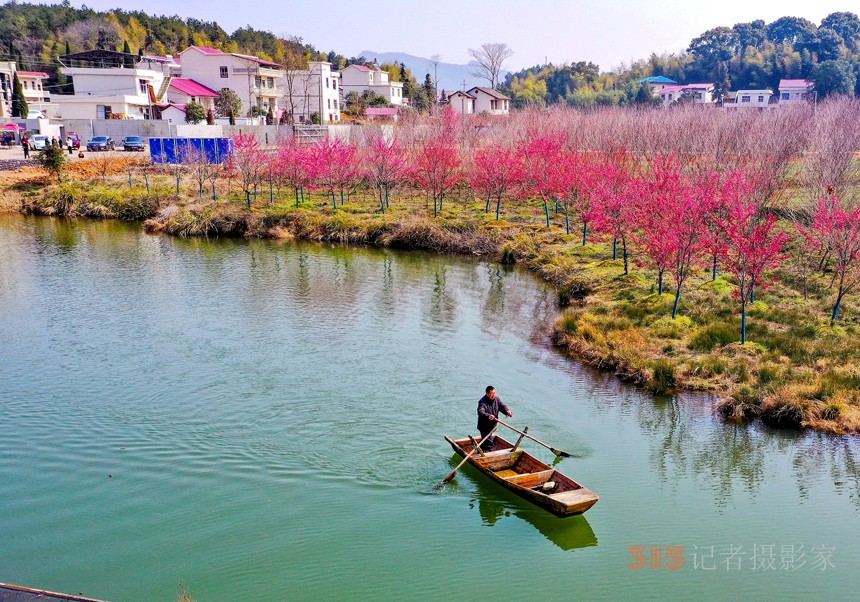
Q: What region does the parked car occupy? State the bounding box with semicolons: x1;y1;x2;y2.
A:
67;132;81;149
27;111;45;119
30;135;48;150
86;136;115;151
122;136;146;152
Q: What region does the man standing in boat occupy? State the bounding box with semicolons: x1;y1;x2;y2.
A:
477;386;512;451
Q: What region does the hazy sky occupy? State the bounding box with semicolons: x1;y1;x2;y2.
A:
53;0;852;70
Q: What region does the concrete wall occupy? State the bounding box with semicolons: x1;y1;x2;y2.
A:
222;124;292;145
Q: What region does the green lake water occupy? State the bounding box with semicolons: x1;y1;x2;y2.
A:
0;214;858;601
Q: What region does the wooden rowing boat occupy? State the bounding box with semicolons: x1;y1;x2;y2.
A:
444;434;599;517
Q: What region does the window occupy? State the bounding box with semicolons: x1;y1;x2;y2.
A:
255;76;261;88
781;92;789;100
758;95;764;103
325;78;329;88
697;93;703;100
138;79;148;94
741;95;750;103
334;100;338;109
220;66;228;78
333;80;337;90
327;98;331;109
667;94;673;100
96;105;112;120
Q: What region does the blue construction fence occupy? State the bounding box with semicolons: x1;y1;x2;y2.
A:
149;137;234;165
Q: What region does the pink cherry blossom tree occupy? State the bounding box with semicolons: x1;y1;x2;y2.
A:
363;136;410;214
229;133;265;208
411;132;461;217
719;170;790;343
799;196;860;324
468;142;523;220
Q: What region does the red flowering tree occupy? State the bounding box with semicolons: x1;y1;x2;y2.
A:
311;138;360;208
411;132;461;217
519;132;566;228
363;136;410;214
468;142;523;220
229;133;265;208
800;196;860;324
636;157;719;317
558;150;597;238
278;139;314;208
589;154;640;274
719;171;790;343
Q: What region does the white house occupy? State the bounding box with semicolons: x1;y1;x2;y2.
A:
178;46;285;118
340;63;404;106
639;76;678;93
281;61;341;124
723;89;775;111
467;87;510;115
55;53;167;119
16;71;50;115
658;83;715;105
778;79;814;104
444;90;476;114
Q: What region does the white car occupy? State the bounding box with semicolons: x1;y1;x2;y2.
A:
27;111;45;119
30;135;48;150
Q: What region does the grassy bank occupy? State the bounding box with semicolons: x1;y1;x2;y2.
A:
3;164;859;435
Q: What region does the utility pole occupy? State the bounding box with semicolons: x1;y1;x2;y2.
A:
461;79;466;128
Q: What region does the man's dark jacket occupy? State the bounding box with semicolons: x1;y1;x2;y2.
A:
477;394;510;434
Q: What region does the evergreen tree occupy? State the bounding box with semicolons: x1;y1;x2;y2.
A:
185;100;206;124
122;40;133;67
11;73;27;118
423;73;436;105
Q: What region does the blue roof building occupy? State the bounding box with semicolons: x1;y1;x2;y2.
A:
640;76;678;85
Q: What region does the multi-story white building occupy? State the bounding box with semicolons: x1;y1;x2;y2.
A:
17;71;50;116
55;54;168;119
778;79;815;104
178;46;285;117
281;61;341;123
340;64;404;106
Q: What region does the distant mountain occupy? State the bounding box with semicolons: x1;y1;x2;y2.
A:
358;51;511;94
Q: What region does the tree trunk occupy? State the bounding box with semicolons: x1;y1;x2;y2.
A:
379;186;385;214
613;237;617;260
741;300;747;344
544;198;551;228
672;288;682;319
246;191;251;209
485;194;491;213
712;255;718;281
582;222;588;246
658;270;664;295
496;195;502;220
212;182;217;201
622;236;629;275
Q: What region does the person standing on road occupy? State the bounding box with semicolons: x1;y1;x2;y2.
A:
476;386;512;451
66;136;73;155
21;136;29;159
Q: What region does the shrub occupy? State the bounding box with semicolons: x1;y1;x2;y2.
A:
689;322;737;351
648;359;677;393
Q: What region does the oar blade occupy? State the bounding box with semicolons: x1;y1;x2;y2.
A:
551;447;572;458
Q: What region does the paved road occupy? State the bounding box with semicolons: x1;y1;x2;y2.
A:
0;147;149;163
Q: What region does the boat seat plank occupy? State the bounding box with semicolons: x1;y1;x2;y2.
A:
503;469;554;488
550;488;599;503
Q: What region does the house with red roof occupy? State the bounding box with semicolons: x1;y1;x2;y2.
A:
165;78;219;113
178;46;285;119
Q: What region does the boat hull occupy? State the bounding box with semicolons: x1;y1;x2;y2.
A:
445;434;599;517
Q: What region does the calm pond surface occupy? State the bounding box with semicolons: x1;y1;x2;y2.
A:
0;214;858;601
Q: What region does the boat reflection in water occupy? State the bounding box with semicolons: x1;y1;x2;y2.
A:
458;459;598;552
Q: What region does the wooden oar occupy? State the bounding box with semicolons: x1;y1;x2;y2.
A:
496;419;575;458
434;423;500;490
